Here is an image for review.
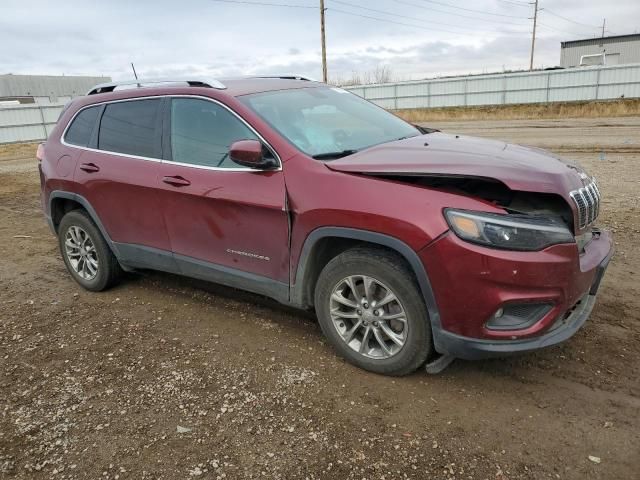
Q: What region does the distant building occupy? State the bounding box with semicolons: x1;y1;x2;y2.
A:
0;74;111;104
560;34;640;68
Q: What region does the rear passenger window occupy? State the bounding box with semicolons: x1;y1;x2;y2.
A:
64;106;99;147
170;98;258;168
98;99;161;158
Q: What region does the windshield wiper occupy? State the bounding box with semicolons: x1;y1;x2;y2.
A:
414;125;439;134
312;149;359;160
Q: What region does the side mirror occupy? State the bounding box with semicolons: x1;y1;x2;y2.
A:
229;139;277;170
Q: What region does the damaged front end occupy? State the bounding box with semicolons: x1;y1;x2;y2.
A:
369;174;583;252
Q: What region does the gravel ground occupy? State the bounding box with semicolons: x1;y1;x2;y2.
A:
1;117;639;479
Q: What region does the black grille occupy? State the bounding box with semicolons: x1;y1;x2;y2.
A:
569;179;601;229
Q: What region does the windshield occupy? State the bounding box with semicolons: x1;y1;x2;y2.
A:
239;87;420;158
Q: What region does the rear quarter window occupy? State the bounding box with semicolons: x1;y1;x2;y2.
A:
64;106;100;147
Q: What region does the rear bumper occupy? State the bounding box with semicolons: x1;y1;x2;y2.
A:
420;229;613;360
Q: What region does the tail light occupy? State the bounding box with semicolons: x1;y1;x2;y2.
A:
36;142;45;162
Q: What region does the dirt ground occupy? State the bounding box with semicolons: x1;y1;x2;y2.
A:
1;117;639;480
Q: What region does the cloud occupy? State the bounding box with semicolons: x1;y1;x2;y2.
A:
0;0;638;82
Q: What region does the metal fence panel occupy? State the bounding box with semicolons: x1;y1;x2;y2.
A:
396;96;429;109
467;77;502;93
431;80;465;95
431;94;465;107
548;69;598;87
42;105;63;123
505;73;547;90
369;98;396;109
467;92;503;105
0;125;47;144
598;82;640;99
0;104;64;144
549;86;597;102
345;64;640;110
397;83;429;98
1;65;639;144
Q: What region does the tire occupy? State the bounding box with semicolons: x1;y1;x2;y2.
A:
57;209;122;291
314;247;432;376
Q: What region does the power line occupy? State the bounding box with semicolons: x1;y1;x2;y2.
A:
537;22;593;38
413;0;528;19
209;0;316;8
328;7;474;34
494;0;530;7
542;9;601;30
329;0;487;32
392;0;529;26
211;0;529;37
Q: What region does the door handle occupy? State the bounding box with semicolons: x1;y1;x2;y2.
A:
79;162;100;173
162;175;191;187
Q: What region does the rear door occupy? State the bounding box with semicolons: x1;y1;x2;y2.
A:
157;96;290;286
71;98;172;258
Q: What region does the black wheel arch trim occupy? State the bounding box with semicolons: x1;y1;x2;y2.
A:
48;190;121;258
291;227;444;343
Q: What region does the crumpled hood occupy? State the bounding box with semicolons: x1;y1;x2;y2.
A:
325;133;588;196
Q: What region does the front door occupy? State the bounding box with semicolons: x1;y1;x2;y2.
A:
157;97;290;293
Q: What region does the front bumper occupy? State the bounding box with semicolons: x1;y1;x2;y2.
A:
419;229;613;360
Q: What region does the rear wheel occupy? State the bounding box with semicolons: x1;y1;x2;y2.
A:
314;247;432;376
58;210;122;291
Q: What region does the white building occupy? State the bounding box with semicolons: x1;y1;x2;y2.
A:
560;34;640;68
0;74;111;105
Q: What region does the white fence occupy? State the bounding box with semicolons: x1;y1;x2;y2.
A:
0;103;65;144
344;64;640;110
1;64;639;144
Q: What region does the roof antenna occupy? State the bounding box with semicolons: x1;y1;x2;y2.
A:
131;63;140;87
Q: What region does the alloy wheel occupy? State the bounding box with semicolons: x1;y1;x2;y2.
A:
329;275;408;359
64;225;99;281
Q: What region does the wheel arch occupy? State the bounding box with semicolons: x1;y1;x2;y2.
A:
49;191;120;257
290;227;442;332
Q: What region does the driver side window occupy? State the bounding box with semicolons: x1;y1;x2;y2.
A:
170;98;258;168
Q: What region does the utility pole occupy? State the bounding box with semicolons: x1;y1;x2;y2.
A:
529;0;539;71
601;18;606;37
320;0;327;82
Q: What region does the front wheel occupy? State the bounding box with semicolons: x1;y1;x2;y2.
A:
314;247;432;376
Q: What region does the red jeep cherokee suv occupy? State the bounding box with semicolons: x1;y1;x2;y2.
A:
39;77;613;375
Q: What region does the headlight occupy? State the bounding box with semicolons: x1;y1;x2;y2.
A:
445;209;574;251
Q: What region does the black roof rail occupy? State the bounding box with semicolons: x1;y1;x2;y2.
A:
86;78;226;95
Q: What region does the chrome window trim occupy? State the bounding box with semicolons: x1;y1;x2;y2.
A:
60;94;282;172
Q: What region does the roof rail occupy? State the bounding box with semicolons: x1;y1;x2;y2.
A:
252;75;317;82
86;78;227;95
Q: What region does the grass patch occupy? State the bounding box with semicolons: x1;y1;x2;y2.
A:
0;142;39;161
395;99;640;122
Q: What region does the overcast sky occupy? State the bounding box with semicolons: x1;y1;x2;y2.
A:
2;0;639;83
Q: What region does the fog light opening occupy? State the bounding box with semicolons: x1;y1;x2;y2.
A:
485;303;553;331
